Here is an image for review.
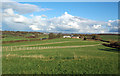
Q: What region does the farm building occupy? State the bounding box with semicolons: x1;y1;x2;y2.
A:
63;35;80;39
63;36;71;38
71;36;80;39
70;35;80;39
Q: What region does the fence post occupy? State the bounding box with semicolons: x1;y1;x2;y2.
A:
11;47;12;51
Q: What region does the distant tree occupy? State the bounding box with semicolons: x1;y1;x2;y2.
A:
92;35;101;40
73;34;79;36
48;33;56;39
96;35;101;40
56;33;62;38
83;37;86;40
92;35;96;39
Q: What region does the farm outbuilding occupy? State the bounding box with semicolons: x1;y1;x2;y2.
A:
63;35;81;39
63;36;71;38
71;36;80;39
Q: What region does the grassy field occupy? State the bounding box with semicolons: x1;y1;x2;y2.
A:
100;35;119;41
2;38;119;74
2;32;48;41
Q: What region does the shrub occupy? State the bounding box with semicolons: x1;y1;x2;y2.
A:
103;41;120;48
92;35;101;40
109;40;116;44
110;41;120;46
83;37;86;40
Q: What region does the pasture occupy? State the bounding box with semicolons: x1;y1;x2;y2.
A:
2;31;48;41
2;38;119;74
100;35;119;41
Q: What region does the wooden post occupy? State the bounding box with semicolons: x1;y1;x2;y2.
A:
6;47;8;51
11;47;12;51
19;47;21;51
26;47;28;50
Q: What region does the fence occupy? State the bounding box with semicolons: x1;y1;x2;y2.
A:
2;44;101;51
2;46;55;51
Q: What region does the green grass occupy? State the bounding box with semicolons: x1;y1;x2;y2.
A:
2;38;119;74
30;41;101;47
100;35;119;41
2;33;48;41
2;38;81;46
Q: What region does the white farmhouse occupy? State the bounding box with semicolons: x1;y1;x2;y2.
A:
63;36;71;38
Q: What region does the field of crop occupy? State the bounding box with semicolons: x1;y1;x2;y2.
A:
2;38;119;74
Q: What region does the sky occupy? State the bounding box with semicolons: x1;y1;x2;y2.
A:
3;0;120;2
1;0;119;34
22;2;118;22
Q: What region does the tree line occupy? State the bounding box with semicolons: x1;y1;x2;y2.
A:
48;33;63;39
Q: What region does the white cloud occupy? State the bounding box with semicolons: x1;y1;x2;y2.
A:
1;0;52;14
25;12;110;33
41;15;47;17
2;2;39;14
39;8;52;11
4;8;14;16
93;24;101;29
2;9;118;33
13;15;28;23
1;1;118;33
107;19;118;33
2;0;14;2
29;25;41;31
2;8;31;31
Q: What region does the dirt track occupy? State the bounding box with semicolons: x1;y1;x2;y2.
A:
2;41;80;48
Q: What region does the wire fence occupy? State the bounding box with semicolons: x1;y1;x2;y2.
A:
2;44;100;51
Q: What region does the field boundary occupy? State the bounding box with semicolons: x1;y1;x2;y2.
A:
2;44;101;51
